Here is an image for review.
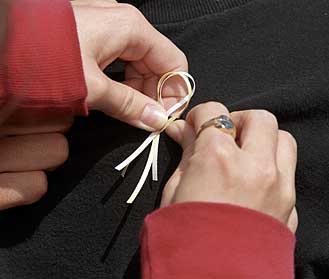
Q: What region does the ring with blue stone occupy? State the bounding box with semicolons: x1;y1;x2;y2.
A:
197;115;236;139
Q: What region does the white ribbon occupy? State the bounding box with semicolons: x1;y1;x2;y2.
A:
115;71;196;204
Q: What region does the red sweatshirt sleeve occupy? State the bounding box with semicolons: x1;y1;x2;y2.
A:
0;0;87;115
141;202;295;279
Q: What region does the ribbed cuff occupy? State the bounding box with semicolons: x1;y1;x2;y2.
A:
3;0;88;116
141;202;295;279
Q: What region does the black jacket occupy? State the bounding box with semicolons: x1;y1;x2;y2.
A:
0;0;328;278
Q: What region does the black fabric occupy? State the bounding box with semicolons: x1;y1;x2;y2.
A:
1;0;329;278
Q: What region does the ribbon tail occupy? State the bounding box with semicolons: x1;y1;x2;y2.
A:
152;135;160;181
115;132;158;172
126;139;157;204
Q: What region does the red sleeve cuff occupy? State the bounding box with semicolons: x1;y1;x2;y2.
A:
141;202;295;279
1;0;88;116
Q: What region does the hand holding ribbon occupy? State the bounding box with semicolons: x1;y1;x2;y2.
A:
115;71;196;203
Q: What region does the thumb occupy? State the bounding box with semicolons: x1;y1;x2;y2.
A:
165;120;195;150
86;71;168;131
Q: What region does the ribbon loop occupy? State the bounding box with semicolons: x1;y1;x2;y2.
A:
115;71;195;204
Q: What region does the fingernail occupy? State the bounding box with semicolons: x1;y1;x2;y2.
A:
141;104;168;130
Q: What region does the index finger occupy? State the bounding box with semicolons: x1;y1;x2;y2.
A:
118;4;188;74
231;110;279;160
187;102;231;135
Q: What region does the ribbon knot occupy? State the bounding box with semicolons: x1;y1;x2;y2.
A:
115;71;195;203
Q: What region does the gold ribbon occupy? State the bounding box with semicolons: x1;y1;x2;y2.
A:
115;71;195;203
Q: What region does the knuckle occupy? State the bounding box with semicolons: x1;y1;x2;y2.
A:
26;171;48;204
212;140;234;161
86;76;108;108
188;102;229;123
121;3;143;24
260;163;278;186
250;110;278;128
117;88;135;119
280;130;298;153
201;101;228;113
198;130;234;164
52;133;69;164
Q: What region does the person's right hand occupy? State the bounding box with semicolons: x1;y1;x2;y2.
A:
72;0;188;131
163;102;298;232
0;113;73;210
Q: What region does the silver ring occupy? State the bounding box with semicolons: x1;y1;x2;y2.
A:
197;115;236;139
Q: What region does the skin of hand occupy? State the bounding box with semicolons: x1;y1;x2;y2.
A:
164;102;298;233
0;113;73;210
0;0;187;210
72;0;188;132
0;1;73;210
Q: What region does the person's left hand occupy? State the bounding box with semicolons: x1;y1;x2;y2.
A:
0;112;73;210
72;0;188;131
